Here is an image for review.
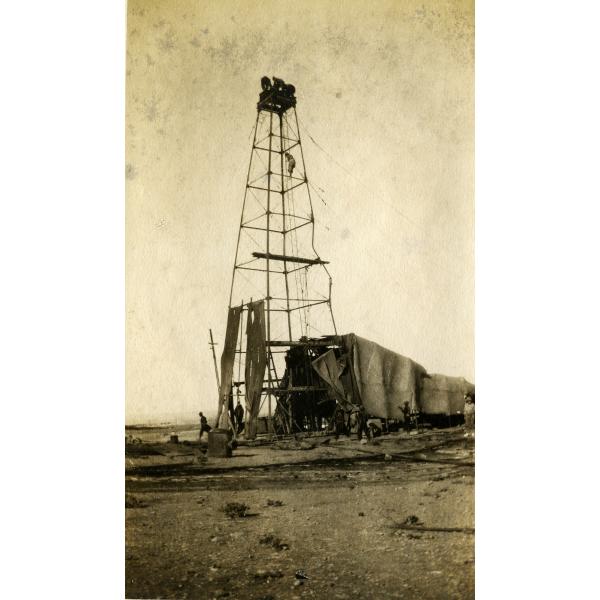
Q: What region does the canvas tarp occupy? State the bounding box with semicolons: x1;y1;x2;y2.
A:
215;305;242;428
341;334;427;419
244;300;267;440
420;374;475;415
311;350;354;410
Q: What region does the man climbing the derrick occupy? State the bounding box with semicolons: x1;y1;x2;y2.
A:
284;151;296;176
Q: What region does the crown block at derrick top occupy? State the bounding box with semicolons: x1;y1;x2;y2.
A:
257;76;297;114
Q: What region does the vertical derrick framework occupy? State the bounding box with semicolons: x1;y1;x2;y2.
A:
224;76;337;432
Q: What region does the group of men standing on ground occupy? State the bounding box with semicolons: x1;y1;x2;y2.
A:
198;399;246;441
332;404;388;441
200;393;475;441
331;395;476;440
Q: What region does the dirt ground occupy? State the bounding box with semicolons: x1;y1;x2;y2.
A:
125;429;474;600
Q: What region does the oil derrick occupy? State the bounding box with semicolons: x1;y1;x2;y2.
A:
216;76;338;438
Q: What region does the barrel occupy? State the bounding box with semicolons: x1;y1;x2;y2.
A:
207;429;233;458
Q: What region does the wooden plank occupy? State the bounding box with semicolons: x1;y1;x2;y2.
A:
393;525;475;534
263;386;328;394
267;339;337;347
252;251;329;265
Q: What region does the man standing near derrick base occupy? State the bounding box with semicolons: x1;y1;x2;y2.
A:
199;412;211;441
333;405;347;439
356;405;370;441
234;399;244;434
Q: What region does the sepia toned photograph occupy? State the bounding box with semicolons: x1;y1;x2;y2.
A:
125;1;475;598
5;3;600;600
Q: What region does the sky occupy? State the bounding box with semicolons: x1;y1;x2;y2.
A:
125;0;474;424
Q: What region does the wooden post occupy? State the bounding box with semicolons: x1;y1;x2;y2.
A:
209;328;220;393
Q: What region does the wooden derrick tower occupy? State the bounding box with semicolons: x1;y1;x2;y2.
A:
216;76;338;438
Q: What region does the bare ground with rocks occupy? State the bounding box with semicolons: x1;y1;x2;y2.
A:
126;429;474;600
